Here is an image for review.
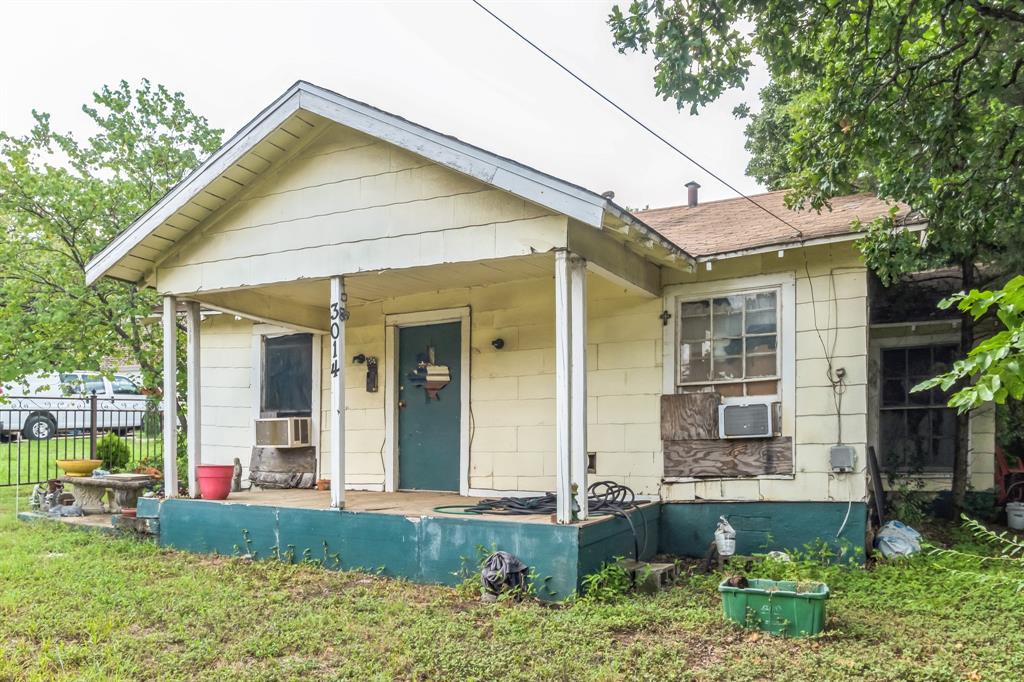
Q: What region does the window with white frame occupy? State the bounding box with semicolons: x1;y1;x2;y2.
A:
676;288;780;397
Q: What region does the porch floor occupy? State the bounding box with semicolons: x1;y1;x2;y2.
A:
184;488;643;526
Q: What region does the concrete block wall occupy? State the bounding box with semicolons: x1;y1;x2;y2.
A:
314;272;666;494
660;243;871;503
197;314;257;471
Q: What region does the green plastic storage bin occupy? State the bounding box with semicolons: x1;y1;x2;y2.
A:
718;578;829;637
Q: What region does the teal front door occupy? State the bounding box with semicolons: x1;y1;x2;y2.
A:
398;322;461;491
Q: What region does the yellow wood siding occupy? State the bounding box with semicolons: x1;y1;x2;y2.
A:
156;125;567;294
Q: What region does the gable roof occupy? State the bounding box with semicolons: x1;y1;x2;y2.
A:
636;191;926;258
85;81;692;286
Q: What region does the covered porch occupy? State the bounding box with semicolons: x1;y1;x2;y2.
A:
162;248;674;525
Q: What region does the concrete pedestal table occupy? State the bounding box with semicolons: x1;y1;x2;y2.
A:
58;474;156;514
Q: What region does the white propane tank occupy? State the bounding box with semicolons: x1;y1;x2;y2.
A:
714;516;737;557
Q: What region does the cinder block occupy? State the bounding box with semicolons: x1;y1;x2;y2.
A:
719;479;761;501
472;398;554;427
597;394;659;425
471;427;518;453
624;366;663;395
493;451;543;477
796;356;867;388
588;369;627;396
796;386;867;416
828;474;866;501
661;482;696;501
517;425;555;452
516;475;555;492
618;559;678;594
471;377;519;401
597;340;657;370
518;374;555;399
589;313;661;343
796;299;867;332
586;423;625;452
796;271;867;304
795;328;866;360
624;423;661;451
470;452;494;477
795;414;866;445
623;475;662;496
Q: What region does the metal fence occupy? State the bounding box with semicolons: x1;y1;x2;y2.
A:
0;395;163;487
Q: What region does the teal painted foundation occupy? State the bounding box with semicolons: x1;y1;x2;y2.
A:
25;497;867;595
149;499;659;600
659;501;868;561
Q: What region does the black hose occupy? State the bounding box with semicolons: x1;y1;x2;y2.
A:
454;481;647;559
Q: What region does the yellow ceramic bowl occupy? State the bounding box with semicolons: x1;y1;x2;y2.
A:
56;459;104;477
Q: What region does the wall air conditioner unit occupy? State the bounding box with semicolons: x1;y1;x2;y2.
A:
718;400;774;439
255;417;312;448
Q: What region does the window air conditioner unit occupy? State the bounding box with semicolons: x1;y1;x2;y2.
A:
255;417;312;448
718;400;774;439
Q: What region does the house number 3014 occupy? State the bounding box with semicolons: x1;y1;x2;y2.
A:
330;296;349;378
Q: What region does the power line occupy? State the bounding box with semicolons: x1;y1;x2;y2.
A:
471;0;804;239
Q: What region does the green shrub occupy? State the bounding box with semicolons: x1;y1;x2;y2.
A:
579;558;634;602
96;432;131;471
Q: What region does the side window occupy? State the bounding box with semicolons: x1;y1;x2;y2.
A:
60;373;82;396
79;373;107;395
110;376;141;395
677;287;780;398
879;344;958;471
261;333;313;417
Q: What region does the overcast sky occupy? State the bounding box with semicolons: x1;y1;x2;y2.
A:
0;0;768;210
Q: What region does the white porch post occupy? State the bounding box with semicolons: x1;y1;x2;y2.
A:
185;301;202;499
329;276;347;509
554;251;574;523
569;254;589;519
162;295;179;496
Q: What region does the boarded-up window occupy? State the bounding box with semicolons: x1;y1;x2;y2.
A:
262;333;312;417
879;344;958;471
678;288;779;397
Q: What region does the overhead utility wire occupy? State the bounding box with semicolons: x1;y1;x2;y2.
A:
471;0;804;239
474;0;847;446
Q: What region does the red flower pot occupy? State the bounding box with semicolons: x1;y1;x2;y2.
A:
196;465;235;500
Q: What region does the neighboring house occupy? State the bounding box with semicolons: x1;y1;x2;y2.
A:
82;82;993;594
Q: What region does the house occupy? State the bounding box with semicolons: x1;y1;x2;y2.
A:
84;82;994;596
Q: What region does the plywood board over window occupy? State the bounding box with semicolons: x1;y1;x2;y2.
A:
660;393;793;478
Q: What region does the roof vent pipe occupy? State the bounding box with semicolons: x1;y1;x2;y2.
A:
686;181;701;208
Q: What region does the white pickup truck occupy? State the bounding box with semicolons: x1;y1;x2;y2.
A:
0;372;149;440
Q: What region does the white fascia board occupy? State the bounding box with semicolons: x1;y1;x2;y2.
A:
603;200;695;269
696;220;928;262
84;85;304;286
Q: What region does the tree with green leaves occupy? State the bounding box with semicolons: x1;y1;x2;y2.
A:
0;80;222;424
609;0;1024;513
917;276;1024;409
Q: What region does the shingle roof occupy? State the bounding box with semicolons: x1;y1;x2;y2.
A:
634;190;923;258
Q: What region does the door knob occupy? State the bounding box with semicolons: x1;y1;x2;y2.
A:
398;400;407;409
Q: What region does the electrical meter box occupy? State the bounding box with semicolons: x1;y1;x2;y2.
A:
829;445;856;473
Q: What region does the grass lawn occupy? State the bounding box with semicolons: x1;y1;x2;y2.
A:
0;436;162;486
2;487;1022;681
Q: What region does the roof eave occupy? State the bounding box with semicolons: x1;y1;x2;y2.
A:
695;219;929;261
86;81;685;285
